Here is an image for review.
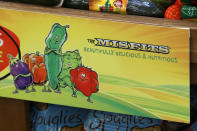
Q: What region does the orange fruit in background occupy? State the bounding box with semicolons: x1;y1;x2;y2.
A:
175;0;183;6
165;4;182;20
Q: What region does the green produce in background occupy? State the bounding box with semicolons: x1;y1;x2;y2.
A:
44;23;69;93
0;0;64;7
181;5;197;19
126;0;165;17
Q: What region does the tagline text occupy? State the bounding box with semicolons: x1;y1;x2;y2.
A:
84;47;178;63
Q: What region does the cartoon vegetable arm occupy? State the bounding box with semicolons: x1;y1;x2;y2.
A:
90;71;99;93
70;67;79;94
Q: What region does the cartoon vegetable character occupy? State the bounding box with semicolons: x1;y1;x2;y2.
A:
8;55;33;93
100;0;114;12
44;23;69;93
58;50;82;96
70;66;99;103
23;51;49;92
105;0;111;11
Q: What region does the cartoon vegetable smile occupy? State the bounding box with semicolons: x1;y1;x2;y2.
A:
8;55;33;93
70;66;99;103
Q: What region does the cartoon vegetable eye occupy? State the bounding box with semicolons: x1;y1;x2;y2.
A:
81;73;86;77
67;62;72;66
32;58;36;61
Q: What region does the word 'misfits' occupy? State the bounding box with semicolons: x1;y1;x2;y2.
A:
89;38;170;54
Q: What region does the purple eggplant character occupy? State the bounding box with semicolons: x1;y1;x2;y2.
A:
8;55;33;93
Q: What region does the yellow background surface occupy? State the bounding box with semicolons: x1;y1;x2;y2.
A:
0;8;190;123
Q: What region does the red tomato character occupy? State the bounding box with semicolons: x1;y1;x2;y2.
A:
70;66;99;103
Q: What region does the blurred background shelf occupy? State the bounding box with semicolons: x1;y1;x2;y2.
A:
0;97;30;131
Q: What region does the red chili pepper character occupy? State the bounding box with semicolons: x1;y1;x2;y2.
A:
70;66;99;103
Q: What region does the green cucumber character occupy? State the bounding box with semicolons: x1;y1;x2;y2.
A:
44;23;69;93
58;50;82;97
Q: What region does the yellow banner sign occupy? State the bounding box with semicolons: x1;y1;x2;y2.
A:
0;8;190;123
